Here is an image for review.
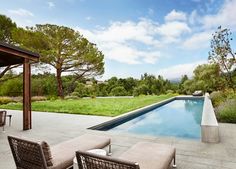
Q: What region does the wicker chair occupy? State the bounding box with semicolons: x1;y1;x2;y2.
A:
76;150;140;169
0;110;7;131
8;134;111;169
8;136;48;169
77;142;176;169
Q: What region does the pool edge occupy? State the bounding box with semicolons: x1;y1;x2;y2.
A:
88;95;203;131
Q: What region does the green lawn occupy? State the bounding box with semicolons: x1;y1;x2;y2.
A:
0;94;176;116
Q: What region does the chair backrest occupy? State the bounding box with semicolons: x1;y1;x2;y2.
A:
76;150;140;169
0;110;6;126
8;136;48;169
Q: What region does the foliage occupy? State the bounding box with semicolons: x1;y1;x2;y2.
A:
0;14;17;43
216;99;236;123
133;84;149;96
178;75;188;93
0;15;21;79
12;24;105;98
210;91;226;107
31;74;57;96
110;86;127;96
0;95;176;116
0;78;23;96
73;83;89;97
0;97;15;105
209;26;236;89
31;96;47;102
181;64;223;94
166;90;174;94
64;95;80;100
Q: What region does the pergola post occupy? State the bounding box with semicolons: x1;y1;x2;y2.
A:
0;42;39;130
23;58;31;130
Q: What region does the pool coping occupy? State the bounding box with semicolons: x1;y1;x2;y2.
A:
201;93;220;143
89;95;204;131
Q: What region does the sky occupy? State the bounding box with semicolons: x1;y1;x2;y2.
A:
0;0;236;80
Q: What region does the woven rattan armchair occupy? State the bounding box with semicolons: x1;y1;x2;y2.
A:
77;142;176;169
8;134;111;169
8;136;48;169
0;110;7;131
76;150;140;169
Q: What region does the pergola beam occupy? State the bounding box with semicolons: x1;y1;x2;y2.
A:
0;43;39;62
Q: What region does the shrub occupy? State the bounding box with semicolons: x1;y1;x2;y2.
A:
12;97;23;102
216;99;236;123
46;95;58;101
133;84;149;96
110;86;127;96
0;97;15;104
0;78;23;96
31;96;47;102
210;91;226;107
64;95;80;100
166;90;174;94
74;83;90;97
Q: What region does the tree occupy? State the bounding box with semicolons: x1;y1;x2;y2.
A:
179;75;189;94
13;24;105;98
0;14;20;79
193;64;223;92
110;86;127;96
133;84;149;96
0;14;16;43
209;26;236;89
182;64;224;94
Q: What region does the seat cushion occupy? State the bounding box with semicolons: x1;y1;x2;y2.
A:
50;134;110;169
119;142;175;169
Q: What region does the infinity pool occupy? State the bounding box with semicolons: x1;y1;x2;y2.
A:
108;99;204;139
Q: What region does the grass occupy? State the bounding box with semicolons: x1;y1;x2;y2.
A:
0;94;176;116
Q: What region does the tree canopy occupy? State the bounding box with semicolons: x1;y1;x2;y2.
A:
12;24;105;98
0;14;20;79
0;14;16;43
209;26;236;89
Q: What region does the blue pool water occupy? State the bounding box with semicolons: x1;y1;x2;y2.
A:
109;99;204;139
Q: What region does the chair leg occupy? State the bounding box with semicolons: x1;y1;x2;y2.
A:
173;153;177;168
107;144;112;156
2;126;5;133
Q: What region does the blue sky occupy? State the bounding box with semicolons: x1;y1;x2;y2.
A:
0;0;236;80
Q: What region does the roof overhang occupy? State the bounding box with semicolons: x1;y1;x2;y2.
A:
0;42;40;67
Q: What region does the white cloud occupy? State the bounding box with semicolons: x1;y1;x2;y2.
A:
165;10;187;22
76;19;163;64
47;2;55;8
189;10;200;25
8;8;34;17
202;0;236;30
157;21;191;40
156;61;206;79
182;31;212;50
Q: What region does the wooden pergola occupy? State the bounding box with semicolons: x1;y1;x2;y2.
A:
0;42;40;130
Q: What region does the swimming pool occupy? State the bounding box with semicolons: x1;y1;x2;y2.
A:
91;98;204;139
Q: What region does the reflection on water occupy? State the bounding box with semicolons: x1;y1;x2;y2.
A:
184;99;203;125
110;99;204;139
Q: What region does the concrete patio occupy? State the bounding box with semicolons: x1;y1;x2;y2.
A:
1;110;236;169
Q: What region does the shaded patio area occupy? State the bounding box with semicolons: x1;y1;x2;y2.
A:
1;110;236;169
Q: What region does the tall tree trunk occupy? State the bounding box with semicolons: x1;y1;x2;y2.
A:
56;69;64;98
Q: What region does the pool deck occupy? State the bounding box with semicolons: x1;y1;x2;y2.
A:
1;110;236;169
